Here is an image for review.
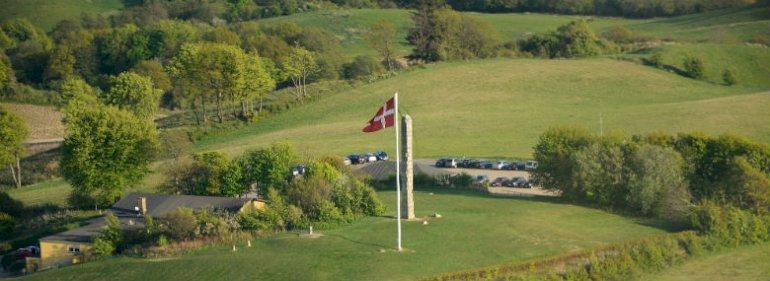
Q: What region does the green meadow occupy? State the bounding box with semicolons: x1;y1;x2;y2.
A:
19;189;676;281
643;243;770;281
0;0;123;31
196;58;770;159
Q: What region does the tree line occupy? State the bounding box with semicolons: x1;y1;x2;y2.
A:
533;126;770;225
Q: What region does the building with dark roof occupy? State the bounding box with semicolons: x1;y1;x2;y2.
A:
35;193;264;270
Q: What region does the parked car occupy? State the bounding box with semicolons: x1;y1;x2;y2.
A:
374;151;389;161
514;161;526;170
479;160;494;169
348;154;365;164
436;158;458;168
474;175;489;185
458;158;471;168
494;161;509;170
342;157;352;165
491;177;509;187
525;160;538;171
364;153;378;162
291;164;306;176
511;177;530;188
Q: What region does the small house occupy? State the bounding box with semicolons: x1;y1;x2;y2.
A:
35;193;264;270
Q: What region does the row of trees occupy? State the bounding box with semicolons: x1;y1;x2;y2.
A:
533;126;770;223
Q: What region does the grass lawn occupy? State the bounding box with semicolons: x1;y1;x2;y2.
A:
196;58;770;159
20;189;676;281
0;0;123;31
641;243;770;281
625;7;770;44
5;178;70;207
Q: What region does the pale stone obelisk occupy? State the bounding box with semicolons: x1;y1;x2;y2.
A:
400;114;415;219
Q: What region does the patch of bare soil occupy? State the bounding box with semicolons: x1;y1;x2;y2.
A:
1;103;64;142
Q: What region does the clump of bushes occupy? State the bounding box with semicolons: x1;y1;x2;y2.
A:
722;69;738;85
533;126;770;222
342;55;386;80
683;55;705;79
518;20;618;58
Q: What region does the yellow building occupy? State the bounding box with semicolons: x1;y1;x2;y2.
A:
37;193;265;271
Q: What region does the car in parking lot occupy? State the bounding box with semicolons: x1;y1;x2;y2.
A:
348;154;365;164
511;177;532;188
473;175;489;185
291;164;306;176
436;158;458;168
364;153;378;162
491;177;510;187
525;160;538;171
342;157;352;165
494;161;509;170
374;151;388;161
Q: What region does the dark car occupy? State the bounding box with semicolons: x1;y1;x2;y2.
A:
511;177;531;188
479;160;494;169
467;159;482;169
515;161;526;170
491;177;509;187
348;154;365;164
474;175;489;185
436;158;458;168
374;151;388;161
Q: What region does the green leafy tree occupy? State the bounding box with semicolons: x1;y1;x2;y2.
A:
0;52;12;90
0;107;27;188
236;53;275;118
343;55;385;80
143;19;199;59
168;43;247;123
532;125;594;198
97;24;151;74
131;60;171;93
366;20;396;69
281;47;318;99
164;207;197;240
62;104;159;208
43;44;76;85
55;76;97;107
239;142;296;192
103;72;162;118
625;144;691;221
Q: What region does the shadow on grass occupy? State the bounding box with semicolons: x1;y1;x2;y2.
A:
406;186;687;233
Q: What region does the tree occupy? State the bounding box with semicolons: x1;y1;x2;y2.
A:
366;20;396;69
343;55;385;80
0;107;27;188
0;52;12;90
62;104;159;208
683;55;705;79
237;53;275;117
164;207;197;240
103;72;162;118
281;47;318;99
239;142;296;192
168;43;247;123
408;0;447;61
96;24;151;74
131;60;171;93
55;76;97;107
625;144;691;221
43;44;76;85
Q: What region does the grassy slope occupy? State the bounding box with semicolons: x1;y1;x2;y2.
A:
21;189;675;281
626;7;770;43
259;9;643;59
196;58;770;158
642;243;770;281
0;0;123;31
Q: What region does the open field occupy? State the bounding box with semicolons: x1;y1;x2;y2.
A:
0;103;64;142
4;178;70;207
626;7;770;43
642;243;770;281
19;189;676;281
196;58;770;159
0;0;123;31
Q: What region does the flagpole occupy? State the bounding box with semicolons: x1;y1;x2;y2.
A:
394;92;402;252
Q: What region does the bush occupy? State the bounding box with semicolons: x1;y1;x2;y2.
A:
643;53;663;68
91;236;116;257
683;55;705;79
238;142;296;192
722;69;737;86
0;212;14;236
164;207;197;240
342;55;385;80
519;20;614;58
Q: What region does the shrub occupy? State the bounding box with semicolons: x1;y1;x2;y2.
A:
91;236;116;257
519;20;614;58
643;53;663;68
342;55;385;80
164;207;197;240
238;142;296;192
682;55;705;79
0;212;14;236
722;69;737;86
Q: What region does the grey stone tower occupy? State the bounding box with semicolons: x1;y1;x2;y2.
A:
401;114;415;219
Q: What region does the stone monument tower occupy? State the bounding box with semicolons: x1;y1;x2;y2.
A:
400;114;415;219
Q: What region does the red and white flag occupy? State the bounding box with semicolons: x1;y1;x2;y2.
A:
362;97;395;133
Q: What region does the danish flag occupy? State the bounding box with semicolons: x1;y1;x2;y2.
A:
362;97;395;133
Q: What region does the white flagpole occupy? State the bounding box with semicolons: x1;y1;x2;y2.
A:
394;92;402;252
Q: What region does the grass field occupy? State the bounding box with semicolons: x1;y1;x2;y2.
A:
195;58;770;159
626;7;770;44
0;0;123;31
642;243;770;281
20;189;676;281
4;178;70;207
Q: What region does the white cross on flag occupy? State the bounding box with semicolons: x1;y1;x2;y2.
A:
362;97;395;133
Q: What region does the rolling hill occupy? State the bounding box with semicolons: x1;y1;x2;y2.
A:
195;58;770;159
0;0;123;31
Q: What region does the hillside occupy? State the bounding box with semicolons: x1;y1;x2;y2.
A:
196;58;770;158
0;103;63;142
19;190;675;281
0;0;123;31
643;243;770;281
626;7;770;44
